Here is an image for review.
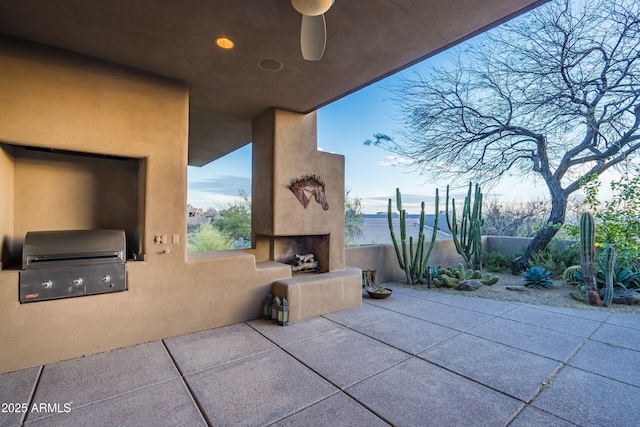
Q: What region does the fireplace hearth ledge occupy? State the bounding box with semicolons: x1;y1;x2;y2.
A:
271;267;362;323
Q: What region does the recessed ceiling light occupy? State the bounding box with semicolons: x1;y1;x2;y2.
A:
215;37;235;49
258;58;284;72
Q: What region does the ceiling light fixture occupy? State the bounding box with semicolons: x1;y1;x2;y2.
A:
215;37;235;49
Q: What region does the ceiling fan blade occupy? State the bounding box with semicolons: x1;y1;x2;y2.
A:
300;14;326;61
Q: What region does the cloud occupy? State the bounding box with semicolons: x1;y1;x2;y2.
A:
377;155;413;167
362;192;443;214
367;192;438;203
188;175;251;196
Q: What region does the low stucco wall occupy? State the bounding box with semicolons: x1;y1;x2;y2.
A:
483;235;533;255
0;256;291;373
346;240;465;284
346;236;556;284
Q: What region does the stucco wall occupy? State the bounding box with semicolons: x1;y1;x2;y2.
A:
483;235;532;255
0;145;14;268
346;240;465;284
9;147;142;259
345;236;547;284
0;38;292;374
252;109;345;272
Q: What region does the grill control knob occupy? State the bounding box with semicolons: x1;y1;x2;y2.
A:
41;280;53;289
101;275;111;283
73;278;83;287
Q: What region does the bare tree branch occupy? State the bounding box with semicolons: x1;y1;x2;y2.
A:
367;0;640;272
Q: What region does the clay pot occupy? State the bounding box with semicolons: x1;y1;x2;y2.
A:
366;287;393;299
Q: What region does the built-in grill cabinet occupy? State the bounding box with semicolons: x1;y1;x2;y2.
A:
19;230;127;303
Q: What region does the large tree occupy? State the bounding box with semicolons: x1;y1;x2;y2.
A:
366;0;640;272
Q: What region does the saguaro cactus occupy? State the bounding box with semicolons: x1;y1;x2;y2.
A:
445;182;483;269
579;212;597;291
602;246;616;307
388;188;439;284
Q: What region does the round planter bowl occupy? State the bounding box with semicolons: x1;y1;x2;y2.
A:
366;287;393;299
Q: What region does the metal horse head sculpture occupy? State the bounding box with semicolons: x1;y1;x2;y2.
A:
289;174;329;210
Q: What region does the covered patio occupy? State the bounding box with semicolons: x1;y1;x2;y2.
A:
3;287;639;426
1;0;549;374
3;2;640;425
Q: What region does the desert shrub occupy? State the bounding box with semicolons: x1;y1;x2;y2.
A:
530;242;580;278
187;223;234;251
566;171;640;265
482;197;550;237
212;190;252;249
345;189;365;246
483;250;518;273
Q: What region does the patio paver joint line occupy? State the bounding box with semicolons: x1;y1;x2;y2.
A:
361;299;496;333
19;365;43;426
160;339;212;427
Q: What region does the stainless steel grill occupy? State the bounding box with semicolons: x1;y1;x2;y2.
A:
19;230;127;303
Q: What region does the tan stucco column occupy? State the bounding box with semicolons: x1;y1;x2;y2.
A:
251;109;346;272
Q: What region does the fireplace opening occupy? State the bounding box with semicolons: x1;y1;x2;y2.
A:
269;235;329;274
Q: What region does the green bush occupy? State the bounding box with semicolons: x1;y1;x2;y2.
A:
212;190;252;249
483;250;518;273
530;243;580;278
345;189;365;246
187;223;234;252
567;172;640;265
483;243;578;277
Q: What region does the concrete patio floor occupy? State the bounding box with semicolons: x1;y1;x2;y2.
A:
2;285;640;427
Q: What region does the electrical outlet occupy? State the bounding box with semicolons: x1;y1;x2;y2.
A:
154;234;167;245
172;234;180;244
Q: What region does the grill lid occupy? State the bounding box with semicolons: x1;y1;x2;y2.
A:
22;229;126;269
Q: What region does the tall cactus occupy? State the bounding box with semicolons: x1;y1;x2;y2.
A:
388;188;439;285
579;212;597;291
602;246;616;307
445;182;483;269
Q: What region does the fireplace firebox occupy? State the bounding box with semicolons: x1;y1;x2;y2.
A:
265;235;330;274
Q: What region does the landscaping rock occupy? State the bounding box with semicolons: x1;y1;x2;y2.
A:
506;286;529;292
612;290;640;305
454;280;482;291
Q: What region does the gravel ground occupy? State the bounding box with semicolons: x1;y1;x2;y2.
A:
386;272;640;314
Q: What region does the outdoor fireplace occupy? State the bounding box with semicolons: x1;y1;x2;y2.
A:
251;109;346;273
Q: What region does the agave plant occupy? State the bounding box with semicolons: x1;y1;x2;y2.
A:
522;266;554;289
563;260;640;290
596;262;640;290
